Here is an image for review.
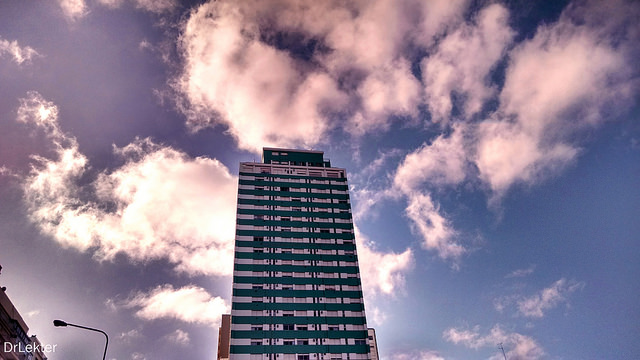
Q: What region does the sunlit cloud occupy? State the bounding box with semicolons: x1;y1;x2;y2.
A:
391;350;445;360
475;0;639;200
355;225;413;297
122;285;230;327
58;0;87;21
97;0;178;14
173;0;471;153
444;324;545;360
517;278;585;318
0;37;39;65
117;329;143;344
422;3;514;123
18;92;237;276
163;329;190;346
505;265;536;278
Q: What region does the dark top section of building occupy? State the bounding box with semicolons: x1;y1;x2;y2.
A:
262;148;331;168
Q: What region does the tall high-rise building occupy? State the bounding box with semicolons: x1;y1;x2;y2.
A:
228;148;373;360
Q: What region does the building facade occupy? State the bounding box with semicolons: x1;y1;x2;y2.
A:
217;314;231;360
1;287;47;360
366;329;379;360
229;148;371;360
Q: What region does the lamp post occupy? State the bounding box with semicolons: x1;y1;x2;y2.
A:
53;319;109;360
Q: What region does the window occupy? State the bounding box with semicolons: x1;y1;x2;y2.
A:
254;236;264;242
283;324;294;330
281;186;290;192
355;339;366;345
283;339;295;345
297;339;309;345
251;325;263;331
296;325;308;331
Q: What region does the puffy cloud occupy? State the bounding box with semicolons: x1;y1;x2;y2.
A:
475;0;639;198
349;59;422;135
163;329;190;346
444;324;544;360
117;329;143;344
355;226;413;297
517;278;585;318
475;120;578;197
393;125;469;192
173;0;470;153
122;285;230;327
422;3;514;123
505;265;536;278
0;38;39;65
174;1;348;152
391;350;445;360
58;0;87;20
405;193;464;263
384;0;639;265
97;0;178;14
19;92;237;276
391;126;469;263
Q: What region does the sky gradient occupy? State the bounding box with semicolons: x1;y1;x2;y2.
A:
0;0;639;359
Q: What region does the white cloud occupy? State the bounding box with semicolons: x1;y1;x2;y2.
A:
506;265;536;278
173;0;471;153
0;38;39;65
414;0;469;47
390;126;469;263
131;352;147;360
97;0;178;14
355;226;413;297
19;92;238;276
123;285;230;327
391;350;445;360
163;329;190;346
405;193;464;264
58;0;87;20
393;124;469;192
422;3;514;123
474;0;638;198
474;120;578;198
444;324;544;360
175;1;348;153
350;59;422;135
517;278;585;318
117;329;143;344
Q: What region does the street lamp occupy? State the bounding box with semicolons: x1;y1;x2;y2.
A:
53;319;109;360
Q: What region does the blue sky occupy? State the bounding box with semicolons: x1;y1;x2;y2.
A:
0;0;638;359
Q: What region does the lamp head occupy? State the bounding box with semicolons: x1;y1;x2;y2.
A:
53;320;68;327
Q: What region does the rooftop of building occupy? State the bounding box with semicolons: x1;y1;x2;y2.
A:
262;147;331;168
